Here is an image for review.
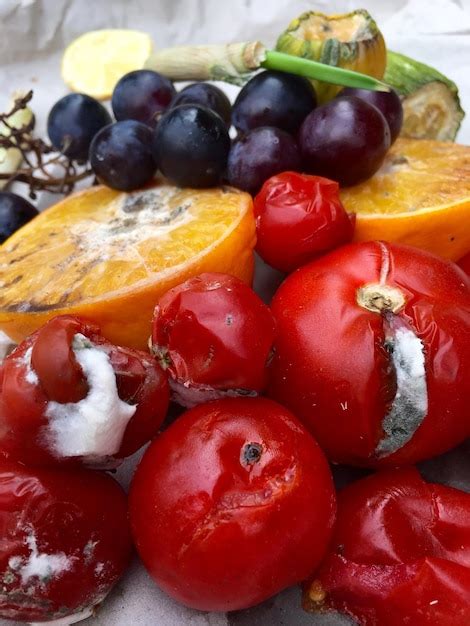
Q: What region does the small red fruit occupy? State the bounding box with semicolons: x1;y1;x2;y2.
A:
130;397;336;611
305;468;470;626
0;458;132;623
0;315;169;468
151;273;276;407
269;241;470;466
254;171;355;273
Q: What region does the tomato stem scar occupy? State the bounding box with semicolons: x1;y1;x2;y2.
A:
356;283;406;314
241;442;263;466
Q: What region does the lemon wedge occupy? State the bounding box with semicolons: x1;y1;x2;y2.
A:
61;29;153;100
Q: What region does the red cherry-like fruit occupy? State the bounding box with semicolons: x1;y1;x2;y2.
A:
151;273;276;407
130;397;336;611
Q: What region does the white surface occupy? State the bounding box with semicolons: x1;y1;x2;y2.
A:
18;346;39;384
45;334;136;462
1;1;470;625
8;529;72;585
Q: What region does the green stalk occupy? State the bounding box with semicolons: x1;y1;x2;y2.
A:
145;42;391;91
262;50;390;92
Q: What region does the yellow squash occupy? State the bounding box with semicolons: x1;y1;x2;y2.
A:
276;9;386;103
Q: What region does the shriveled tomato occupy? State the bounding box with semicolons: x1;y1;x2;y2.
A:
269;241;470;466
305;468;470;625
0;458;131;623
0;315;169;468
458;252;470;274
129;397;336;611
253;171;355;273
151;273;276;407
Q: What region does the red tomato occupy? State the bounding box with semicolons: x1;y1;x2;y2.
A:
305;468;470;625
129;397;336;611
269;241;470;466
0;315;169;468
151;273;276;407
253;171;355;273
0;458;131;623
458;252;470;275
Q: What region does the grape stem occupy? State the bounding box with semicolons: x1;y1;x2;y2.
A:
262;50;390;92
0;91;93;198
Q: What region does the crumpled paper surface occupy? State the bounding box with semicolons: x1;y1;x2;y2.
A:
1;1;470;625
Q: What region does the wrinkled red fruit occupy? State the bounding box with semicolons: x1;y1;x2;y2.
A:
0;315;169;468
305;468;470;626
0;458;131;623
269;241;470;466
254;171;355;273
130;397;336;611
151;273;276;407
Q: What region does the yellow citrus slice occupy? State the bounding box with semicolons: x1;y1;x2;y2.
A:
340;138;470;260
0;182;255;349
62;29;153;100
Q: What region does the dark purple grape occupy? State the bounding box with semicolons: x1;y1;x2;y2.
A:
89;120;156;191
47;94;111;160
232;70;316;135
112;70;176;127
339;87;403;143
0;191;38;244
152;105;230;188
299;97;391;187
227;127;301;195
170;83;231;127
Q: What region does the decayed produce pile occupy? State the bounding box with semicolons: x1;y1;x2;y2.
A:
0;7;469;626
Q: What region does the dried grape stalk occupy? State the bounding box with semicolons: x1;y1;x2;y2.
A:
0;91;93;198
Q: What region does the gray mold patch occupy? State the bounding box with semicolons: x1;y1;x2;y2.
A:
376;324;428;457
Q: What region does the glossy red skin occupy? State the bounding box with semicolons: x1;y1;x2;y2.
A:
458;252;470;274
129;397;336;611
152;273;276;392
0;315;169;467
306;468;470;625
0;458;132;622
254;171;355;273
269;241;470;466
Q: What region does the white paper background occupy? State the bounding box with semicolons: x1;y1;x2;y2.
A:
1;1;470;625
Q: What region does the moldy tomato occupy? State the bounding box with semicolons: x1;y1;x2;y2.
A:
305;468;470;625
129;397;336;611
269;241;470;466
151;273;276;407
254;171;355;273
0;458;131;623
0;315;169;468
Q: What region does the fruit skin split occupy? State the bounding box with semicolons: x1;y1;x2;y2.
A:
0;315;169;468
268;241;470;467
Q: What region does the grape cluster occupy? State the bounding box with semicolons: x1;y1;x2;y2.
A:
44;68;403;196
229;73;402;191
46;71;234;192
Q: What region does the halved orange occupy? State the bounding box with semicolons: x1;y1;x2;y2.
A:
0;181;255;349
340;138;470;260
